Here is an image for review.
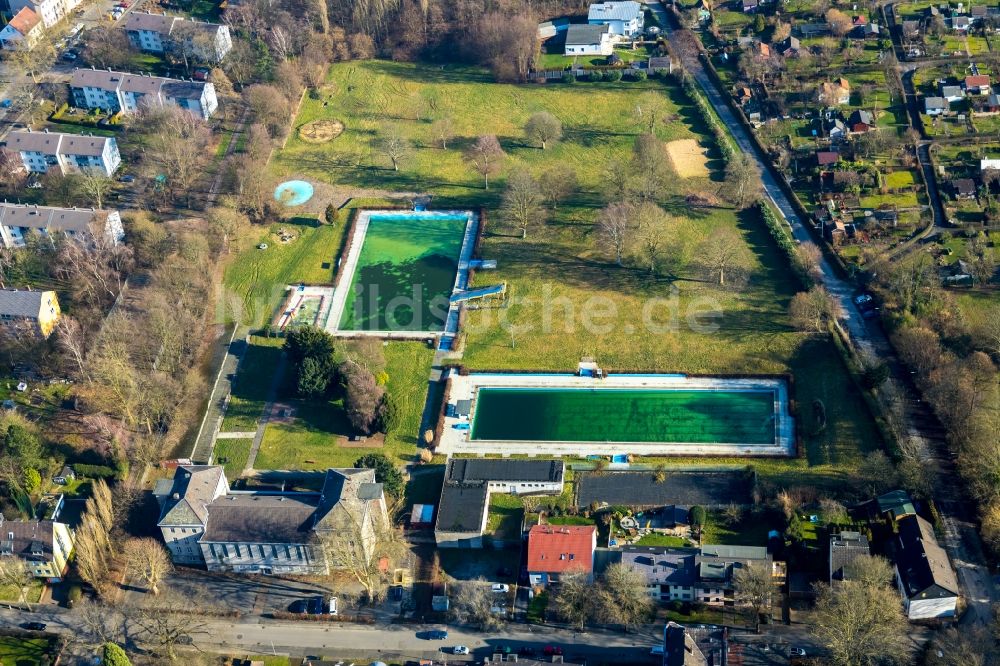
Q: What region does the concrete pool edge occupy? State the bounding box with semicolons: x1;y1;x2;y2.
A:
324;209;479;340
436;372;796;458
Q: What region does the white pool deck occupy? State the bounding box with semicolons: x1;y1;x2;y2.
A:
438;373;796;457
274;284;335;331
324;210;479;341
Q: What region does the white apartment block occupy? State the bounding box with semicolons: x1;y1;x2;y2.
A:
70;68;218;120
124;12;232;62
0;202;124;248
6;129;121;177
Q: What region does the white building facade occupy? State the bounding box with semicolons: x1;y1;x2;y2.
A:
7;130;121;176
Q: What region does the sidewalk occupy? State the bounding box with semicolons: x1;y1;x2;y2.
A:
190;325;245;464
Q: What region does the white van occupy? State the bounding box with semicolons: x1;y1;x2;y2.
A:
328;597;338;615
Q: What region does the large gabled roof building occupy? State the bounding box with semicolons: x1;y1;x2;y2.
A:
894;514;959;619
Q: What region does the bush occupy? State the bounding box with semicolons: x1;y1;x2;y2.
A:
604;69;622;82
562;72;576;84
73;464;117;479
324;203;339;225
354;452;404;498
689;505;706;527
103;643;131;666
631;69;648;81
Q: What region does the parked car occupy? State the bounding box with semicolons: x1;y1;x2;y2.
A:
790;647;807;657
420;629;448;640
543;646;563;656
327;596;338;615
491;583;510;593
118;174;135;183
193;67;211;81
288;599;308;614
61;51;78;61
452;645;470;655
308;596;324;615
0;99;12;109
21;622;46;631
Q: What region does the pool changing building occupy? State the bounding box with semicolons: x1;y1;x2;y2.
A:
434;459;564;548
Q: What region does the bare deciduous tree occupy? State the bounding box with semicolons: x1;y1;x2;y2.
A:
597;202;633;266
464;135;505;189
451;577;505;631
130;594;208;661
77;170;116;209
539;165;578;210
430;116;453;149
550;568;594;630
500;171;543;239
524;112;562;149
700;227;751;286
319;506;404;603
0;558;33;610
124;538;173;595
723;153;762;209
594;562;653;633
811;555;907;666
789;286;842;331
733;562;772;632
379;126;411;171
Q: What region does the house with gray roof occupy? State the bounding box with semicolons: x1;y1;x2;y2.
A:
0;289;60;338
0;515;75;581
564;24;613;56
829;531;870;584
0;202;124;249
435;458;564;548
587;1;644;37
620;544;781;606
124;12;232;62
70;68;218;120
155;465;388;574
6;129;121;177
894;514;959;619
925;96;949;116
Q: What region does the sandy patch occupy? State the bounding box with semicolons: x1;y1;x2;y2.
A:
299;119;345;143
666;139;711;178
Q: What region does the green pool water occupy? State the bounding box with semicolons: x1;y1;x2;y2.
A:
469;387;776;444
339;214;468;331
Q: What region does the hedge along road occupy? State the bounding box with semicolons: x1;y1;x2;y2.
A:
653;1;997;626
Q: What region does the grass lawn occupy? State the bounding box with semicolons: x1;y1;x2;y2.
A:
547;515;596;526
220;336;284;432
884;170;916;189
487;493;524;540
702;509;783;546
0;580;43;604
212;438;253;479
254;342;435;468
634;533;692;547
223;220;344;328
527;591;548;623
0;636;53;666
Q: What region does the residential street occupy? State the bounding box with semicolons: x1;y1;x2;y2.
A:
657;2;997;627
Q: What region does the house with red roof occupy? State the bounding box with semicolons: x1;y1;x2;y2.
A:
965;75;991;95
0;7;42;50
526;525;597;586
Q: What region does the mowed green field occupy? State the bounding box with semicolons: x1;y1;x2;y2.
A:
275;61;713;208
245;60;883;481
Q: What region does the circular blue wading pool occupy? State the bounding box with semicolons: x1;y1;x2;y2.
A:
274;180;314;207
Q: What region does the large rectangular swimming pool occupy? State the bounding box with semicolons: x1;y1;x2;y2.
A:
338;213;469;332
469;387;777;445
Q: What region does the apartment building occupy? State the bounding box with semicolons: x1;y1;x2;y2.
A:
70;68;218;120
6;129;121;176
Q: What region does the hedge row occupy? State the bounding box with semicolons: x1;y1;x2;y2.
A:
73;461;128;481
757;201;813;290
676;71;735;161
